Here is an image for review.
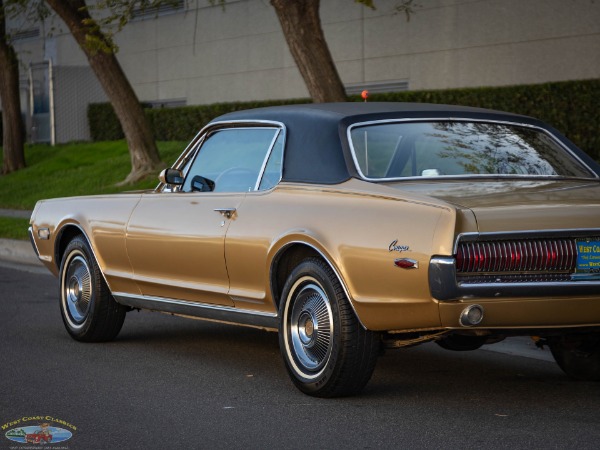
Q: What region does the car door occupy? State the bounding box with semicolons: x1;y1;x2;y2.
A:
223;129;285;313
125;124;282;306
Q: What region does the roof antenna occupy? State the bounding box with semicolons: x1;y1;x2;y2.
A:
361;90;369;102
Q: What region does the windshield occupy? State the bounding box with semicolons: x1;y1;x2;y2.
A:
349;121;594;180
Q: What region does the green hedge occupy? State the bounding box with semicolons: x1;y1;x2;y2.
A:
87;103;123;142
88;98;308;142
88;79;600;160
359;79;600;161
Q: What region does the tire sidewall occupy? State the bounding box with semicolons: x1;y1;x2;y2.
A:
59;237;99;339
278;260;343;394
550;334;600;381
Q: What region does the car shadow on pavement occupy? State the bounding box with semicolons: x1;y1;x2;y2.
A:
104;308;600;404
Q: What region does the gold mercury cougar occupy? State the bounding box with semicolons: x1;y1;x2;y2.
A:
29;103;600;397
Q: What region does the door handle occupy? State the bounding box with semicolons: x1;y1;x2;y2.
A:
214;208;236;219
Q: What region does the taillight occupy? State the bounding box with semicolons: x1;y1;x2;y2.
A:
456;239;577;273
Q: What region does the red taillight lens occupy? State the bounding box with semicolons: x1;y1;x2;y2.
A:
456;239;577;273
456;246;464;269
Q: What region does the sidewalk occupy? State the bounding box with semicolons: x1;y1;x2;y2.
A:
0;208;31;219
0;238;42;267
0;208;41;267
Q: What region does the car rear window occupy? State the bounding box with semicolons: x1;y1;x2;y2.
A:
348;121;595;180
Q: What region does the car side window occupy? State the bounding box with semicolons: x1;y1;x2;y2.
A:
182;127;279;193
258;131;284;191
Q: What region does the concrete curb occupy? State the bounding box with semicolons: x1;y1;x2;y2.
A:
0;238;43;267
0;209;32;219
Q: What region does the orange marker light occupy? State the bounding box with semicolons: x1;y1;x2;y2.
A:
361;90;369;102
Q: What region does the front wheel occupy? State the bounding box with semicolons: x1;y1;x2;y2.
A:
278;258;380;397
59;235;126;342
549;333;600;381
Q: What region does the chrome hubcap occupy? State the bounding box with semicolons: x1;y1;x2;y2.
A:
298;312;315;345
289;282;333;372
64;255;92;324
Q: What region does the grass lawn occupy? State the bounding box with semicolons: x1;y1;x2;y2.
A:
0;140;186;239
0;217;30;240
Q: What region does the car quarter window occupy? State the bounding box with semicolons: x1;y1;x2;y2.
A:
182;127;280;193
258;131;284;191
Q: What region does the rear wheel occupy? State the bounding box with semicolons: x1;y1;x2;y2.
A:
59;235;126;342
549;333;600;381
278;258;380;397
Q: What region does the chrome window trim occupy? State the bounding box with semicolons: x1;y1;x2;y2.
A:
255;128;286;191
346;118;599;182
181;126;279;193
156;120;287;192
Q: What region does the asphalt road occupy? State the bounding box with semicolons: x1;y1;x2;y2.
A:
1;263;600;450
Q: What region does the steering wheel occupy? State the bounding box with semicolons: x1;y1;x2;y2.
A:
214;167;258;192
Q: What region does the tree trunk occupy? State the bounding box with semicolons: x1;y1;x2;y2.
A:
0;1;26;174
45;0;162;184
270;0;347;103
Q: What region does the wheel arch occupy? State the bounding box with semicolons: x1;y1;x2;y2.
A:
54;222;88;269
54;221;120;300
54;222;107;280
269;241;365;328
56;223;127;342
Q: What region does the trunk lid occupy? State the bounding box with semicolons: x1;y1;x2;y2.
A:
387;179;600;232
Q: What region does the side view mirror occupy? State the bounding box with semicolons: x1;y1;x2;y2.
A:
159;168;184;186
191;175;215;192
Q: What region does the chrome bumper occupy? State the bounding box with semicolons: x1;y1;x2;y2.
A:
28;226;41;259
429;256;600;301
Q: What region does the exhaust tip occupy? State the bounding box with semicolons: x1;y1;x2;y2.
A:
460;304;484;327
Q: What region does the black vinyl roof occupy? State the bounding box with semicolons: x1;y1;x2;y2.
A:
212;103;597;184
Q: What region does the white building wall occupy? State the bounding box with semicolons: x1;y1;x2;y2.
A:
9;0;600;107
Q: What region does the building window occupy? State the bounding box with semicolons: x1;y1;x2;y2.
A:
146;99;187;109
345;80;409;96
9;28;40;42
131;0;185;20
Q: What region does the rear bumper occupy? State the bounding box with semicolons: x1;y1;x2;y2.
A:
429;256;600;302
439;296;600;329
